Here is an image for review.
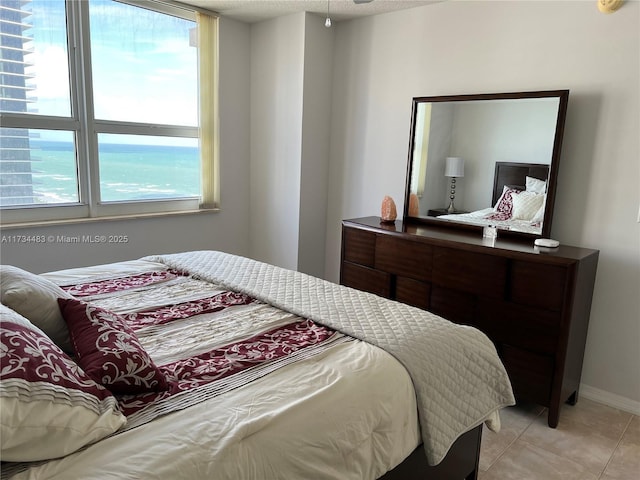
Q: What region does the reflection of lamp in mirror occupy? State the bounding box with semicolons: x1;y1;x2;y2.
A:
445;157;464;214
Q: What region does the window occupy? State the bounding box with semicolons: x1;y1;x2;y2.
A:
0;0;218;224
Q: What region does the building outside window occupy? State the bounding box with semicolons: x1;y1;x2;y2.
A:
0;0;218;224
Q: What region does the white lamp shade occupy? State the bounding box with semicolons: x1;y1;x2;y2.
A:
444;157;464;177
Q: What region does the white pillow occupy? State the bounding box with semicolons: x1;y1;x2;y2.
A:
512;191;545;221
531;201;546;224
0;265;74;352
526;176;547;194
0;305;126;462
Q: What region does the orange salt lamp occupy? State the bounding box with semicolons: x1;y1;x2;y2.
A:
380;195;397;223
408;193;419;216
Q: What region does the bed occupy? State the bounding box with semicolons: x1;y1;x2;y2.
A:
0;250;515;479
437;162;550;235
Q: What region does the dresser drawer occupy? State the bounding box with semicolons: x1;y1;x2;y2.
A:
500;345;553;406
510;261;567;312
375;235;432;281
341;261;390;298
430;286;476;325
396;276;430;310
477;299;560;354
343;227;376;267
433;247;507;299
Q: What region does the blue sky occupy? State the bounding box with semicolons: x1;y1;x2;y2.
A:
27;0;198;142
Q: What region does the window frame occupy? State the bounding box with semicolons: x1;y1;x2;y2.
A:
0;0;218;225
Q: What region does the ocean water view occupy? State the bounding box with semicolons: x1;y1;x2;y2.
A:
29;140;200;204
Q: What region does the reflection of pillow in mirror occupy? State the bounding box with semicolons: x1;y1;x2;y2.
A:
526;176;547;194
493;186;521;216
512;191;545;221
531;202;546;224
493;185;509;210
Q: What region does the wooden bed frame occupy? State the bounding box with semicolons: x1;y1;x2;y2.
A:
491;161;550;206
380;424;482;480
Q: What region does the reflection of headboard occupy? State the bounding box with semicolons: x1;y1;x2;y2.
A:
491;162;550;206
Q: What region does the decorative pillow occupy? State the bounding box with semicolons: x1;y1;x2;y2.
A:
493;186;522;218
512;191;546;221
0;265;74;353
0;305;126;462
58;298;168;394
526;176;547;194
531;201;546;224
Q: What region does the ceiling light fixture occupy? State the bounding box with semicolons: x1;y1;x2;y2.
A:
325;0;332;27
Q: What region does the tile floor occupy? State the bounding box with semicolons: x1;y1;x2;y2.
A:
479;399;639;480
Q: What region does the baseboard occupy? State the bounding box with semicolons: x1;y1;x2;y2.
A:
580;383;640;416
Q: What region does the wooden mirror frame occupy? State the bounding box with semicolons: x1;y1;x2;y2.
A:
402;90;569;240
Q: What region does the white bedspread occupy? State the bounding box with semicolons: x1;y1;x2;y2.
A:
438;207;543;235
9;341;419;480
7;259;421;480
146;250;515;466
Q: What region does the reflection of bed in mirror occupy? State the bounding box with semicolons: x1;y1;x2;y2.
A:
436;162;550;235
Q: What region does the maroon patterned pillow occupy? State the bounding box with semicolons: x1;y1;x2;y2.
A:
493;187;521;218
0;305;126;462
58;298;168;394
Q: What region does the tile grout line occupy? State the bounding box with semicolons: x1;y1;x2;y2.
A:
483;404;637;479
483;407;546;474
596;414;635;479
515;406;610;479
483;432;519;474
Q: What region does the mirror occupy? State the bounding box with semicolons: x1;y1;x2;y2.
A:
403;90;569;238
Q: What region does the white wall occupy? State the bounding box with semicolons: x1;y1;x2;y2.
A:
0;17;252;273
249;13;333;277
325;1;640;409
249;13;305;270
298;14;333;278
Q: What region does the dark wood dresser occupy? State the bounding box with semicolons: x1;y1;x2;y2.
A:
340;216;599;427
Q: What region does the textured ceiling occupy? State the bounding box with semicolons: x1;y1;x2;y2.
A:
179;0;441;23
